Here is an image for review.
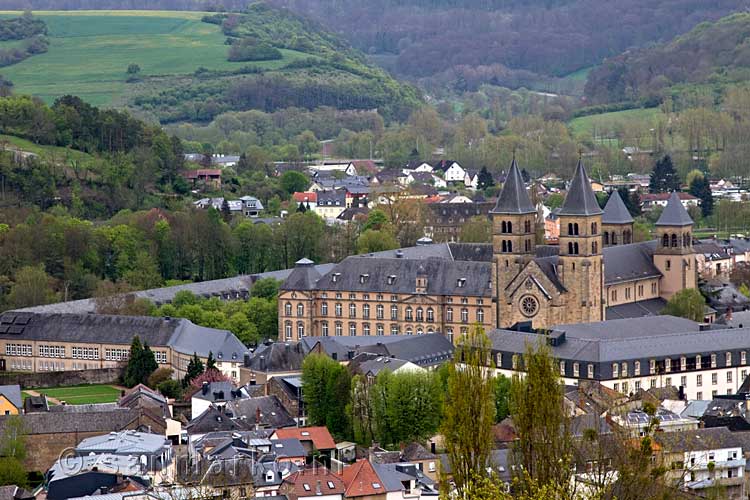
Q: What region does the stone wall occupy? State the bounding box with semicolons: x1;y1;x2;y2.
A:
0;367;124;389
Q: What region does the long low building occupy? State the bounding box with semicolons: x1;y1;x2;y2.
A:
489;315;750;400
0;312;248;381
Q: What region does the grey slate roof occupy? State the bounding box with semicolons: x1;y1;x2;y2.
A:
76;430;169;455
357;357;411;376
491;158;535;214
606;298;667;320
246;341;306;373
655;191;694;227
558;159;603;216
0;408;139;435
448;243;494;262
602;190;634;224
280;259;322;291
602;240;662;284
226;395;297;428
0;385;22;409
314;256;492;297
269;438;306;458
654;426;741;453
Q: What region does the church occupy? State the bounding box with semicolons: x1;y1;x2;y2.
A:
277;158;702;343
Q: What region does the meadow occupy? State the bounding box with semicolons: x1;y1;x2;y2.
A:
23;384;122;405
0;10;309;106
568;107;663;138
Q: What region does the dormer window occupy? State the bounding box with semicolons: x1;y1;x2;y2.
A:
387;275;397;285
332;273;340;283
359;274;369;284
457;278;466;288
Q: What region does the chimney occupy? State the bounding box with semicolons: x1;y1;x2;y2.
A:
316;480;322;495
727;306;733;323
255;406;262;425
260;355;266;371
202;381;209;395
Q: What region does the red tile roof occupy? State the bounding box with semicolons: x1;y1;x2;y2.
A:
183;169;222;179
281;468;345;499
293;192;318;203
273;426;336;450
341;459;389;496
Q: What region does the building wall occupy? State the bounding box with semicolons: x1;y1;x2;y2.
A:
278;290;492;345
605;278;660;307
0;395;18;415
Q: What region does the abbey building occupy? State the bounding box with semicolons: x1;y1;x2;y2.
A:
277;159;700;342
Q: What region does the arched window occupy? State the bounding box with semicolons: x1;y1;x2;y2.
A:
405;306;413;321
427;308;434;322
604;232;609;245
591;222;597;234
568;223;574;235
417;327;424;335
524;220;531;233
501;241;507;253
446;307;453;322
477;308;484;323
671;234;678;248
592;241;598;254
349;303;356;318
297;303;304;317
574;223;579;235
574;242;579;254
501;221;507;233
507;241;512;252
297;322;305;338
335;322;342;336
662;234;669;248
507;221;512;233
349;323;356;336
285;302;292;316
284;321;292;339
568;242;574;254
524;239;530;252
406;327;413;335
321;322;329;336
391;305;398;320
416;307;424;321
611;232;617;245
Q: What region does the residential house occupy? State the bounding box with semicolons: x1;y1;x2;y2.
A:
183;169;222;191
280;467;345;500
272;426;336;456
654;427;745;498
242;341;306;385
314;189;348;220
212;154;240;168
371;168;407;186
348;353;423;380
695;241;734;278
641;192;699;212
46;454;149;500
464;170;480;190
348;160;380;177
293;192;318;210
190;381;251;418
193;196;263;217
423;201;494;242
118;384;182;444
405;171;447;189
433;161;466;184
370;442;440;483
266;375;306;425
225;395;297;429
75;430;173;480
0;385;21;415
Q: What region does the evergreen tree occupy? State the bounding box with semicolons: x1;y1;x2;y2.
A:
297;202;307;213
141;342;159;382
206;351;217;371
477;166;495;189
183;352;205;387
689;174;714;217
617;187;641;216
221;198;231;222
521;168;531;183
123;336;144;387
649;155;680;193
236;152;250;173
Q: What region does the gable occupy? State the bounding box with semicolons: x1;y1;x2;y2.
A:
504;261;562;301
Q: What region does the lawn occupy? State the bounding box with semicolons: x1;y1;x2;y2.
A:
0;10;310;106
23;384;122;405
569;107;663;138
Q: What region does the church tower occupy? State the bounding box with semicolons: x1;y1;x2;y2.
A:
557;159;604;323
602;190;634;246
653;192;697;300
491;158;536;327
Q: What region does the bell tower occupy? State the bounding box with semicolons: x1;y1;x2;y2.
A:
601;189;634;246
557;158;604;323
491;157;536;328
653;192;696;300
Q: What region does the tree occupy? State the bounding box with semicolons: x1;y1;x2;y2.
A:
477;167;495;190
459;216;491;243
0;415;26;460
251;278;280;300
363;209;389;232
494;374;511;422
7;265;58;309
356;229;399;254
148;367;174;389
280;170;308;194
221;198;231;222
649;155;680;193
157;379;182;399
662;288;706;322
206;351;217;371
0;458;27;488
124;336;157;387
441;325;496;494
510;340;572;496
126;63;141;75
122;251;163;290
187;368;233;396
689;174;714;217
302;353;351;438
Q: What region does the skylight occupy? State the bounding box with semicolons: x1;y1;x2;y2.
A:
373;483;381;489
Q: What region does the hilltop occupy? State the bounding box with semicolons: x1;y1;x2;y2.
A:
0;7;420;123
584;12;750;105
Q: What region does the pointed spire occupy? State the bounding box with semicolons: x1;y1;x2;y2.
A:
656;191;694;226
602;190;634;225
491;157;535;214
558;158;603;216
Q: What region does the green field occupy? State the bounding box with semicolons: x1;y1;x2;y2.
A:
23;384;121;404
0;134;93;160
0;10;310;106
569;107;662;138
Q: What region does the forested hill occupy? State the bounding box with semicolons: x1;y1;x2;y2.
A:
584;13;750;106
263;0;746;93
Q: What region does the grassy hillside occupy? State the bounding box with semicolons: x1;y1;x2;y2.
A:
0;8;420;122
569;108;662;138
585;12;750;105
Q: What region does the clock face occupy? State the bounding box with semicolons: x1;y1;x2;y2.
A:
520;295;539;317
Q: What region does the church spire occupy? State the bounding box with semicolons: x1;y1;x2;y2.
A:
559;158;603;216
491;157;535;214
602;189;634;225
656;191;694;227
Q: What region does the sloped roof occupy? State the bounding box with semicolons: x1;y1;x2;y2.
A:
602;190;634;225
226;395;297;429
559;160;603;216
491;158;535;214
342;459;388;496
246;341;306;372
0;385;21;409
273;426;336;450
655;191;694;227
602;240;662;284
0;408;139;435
280;259;322;291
